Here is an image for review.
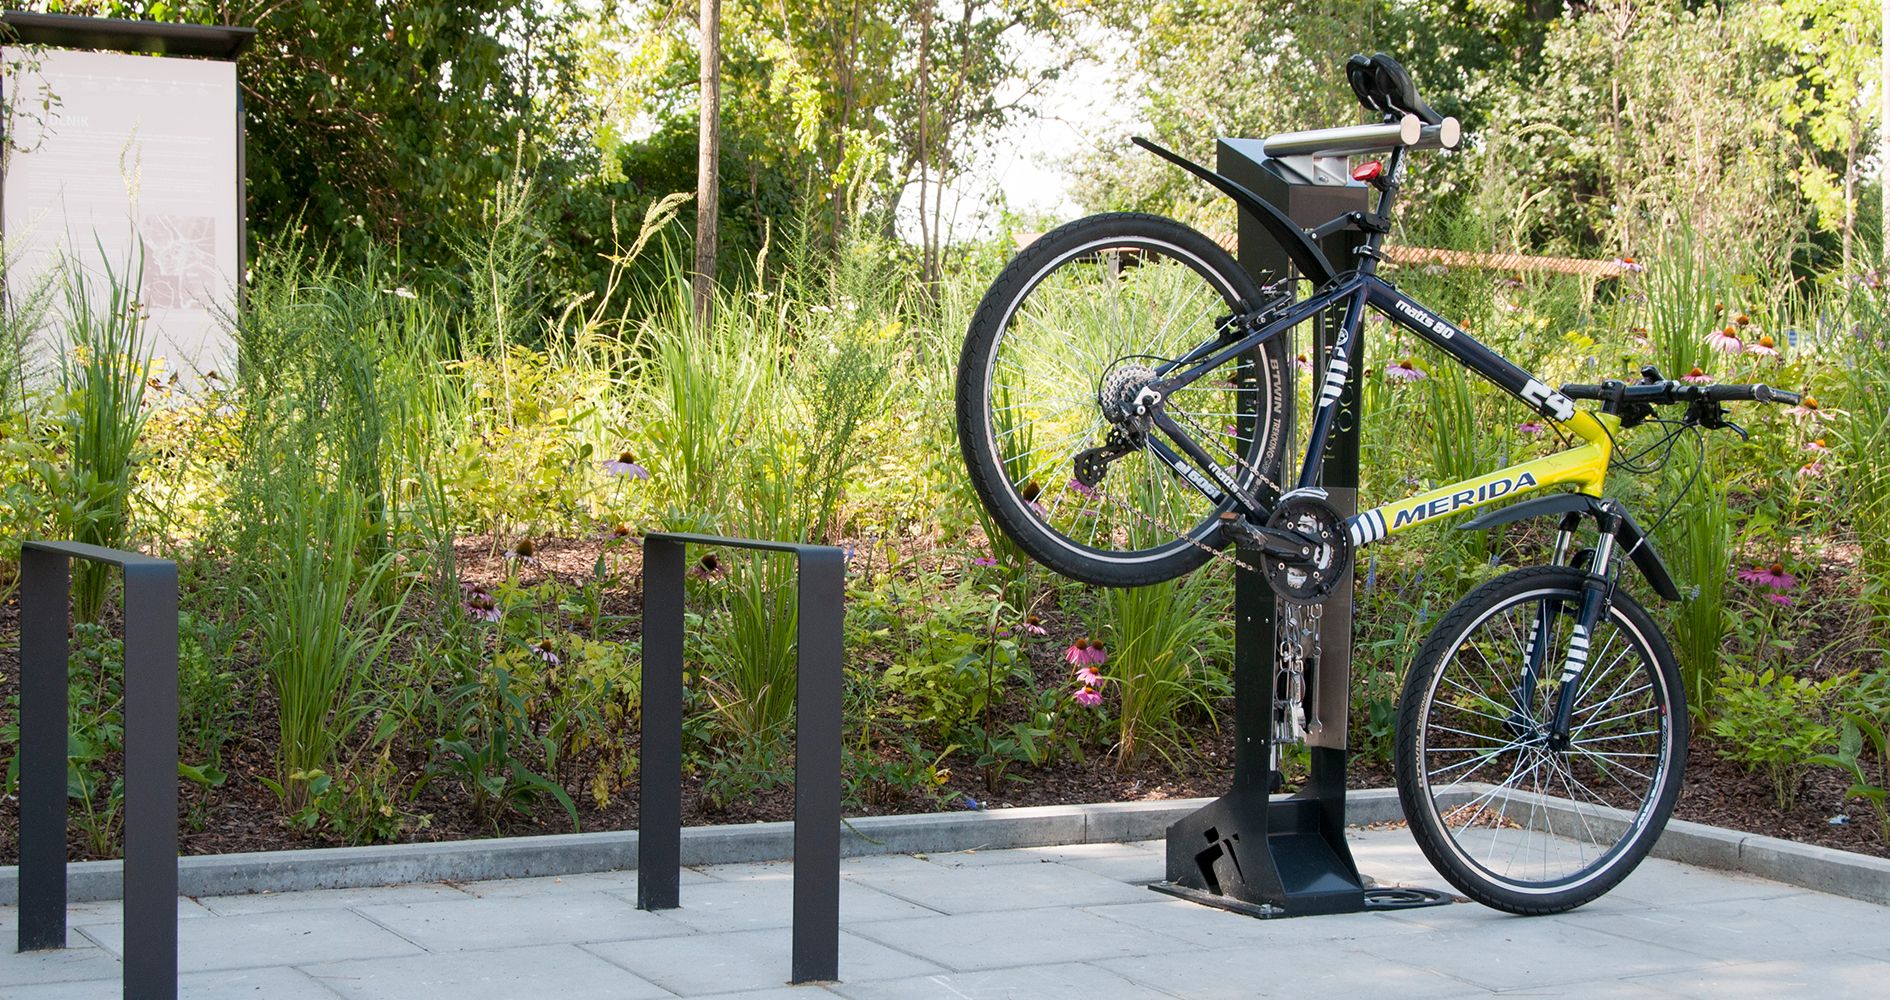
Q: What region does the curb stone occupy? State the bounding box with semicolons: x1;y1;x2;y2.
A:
2;787;1883;907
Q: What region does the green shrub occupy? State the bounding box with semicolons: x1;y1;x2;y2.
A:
1709;665;1841;810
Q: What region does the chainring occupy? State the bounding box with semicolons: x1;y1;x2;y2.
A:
1261;489;1353;604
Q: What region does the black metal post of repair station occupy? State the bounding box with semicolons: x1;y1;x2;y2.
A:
1155;138;1372;918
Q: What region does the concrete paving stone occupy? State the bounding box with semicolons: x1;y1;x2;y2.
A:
460;868;695;898
0;940;123;987
9;965;345;999
922;841;1159;870
304;942;674;1000
844;857;1155;914
1082;897;1436;948
1466;980;1684;999
1099;946;1475;999
78;909;425;973
1568;888;1890;961
840;854;945;877
612;874;940;933
684;982;846;990
1351;915;1722;992
845;905;1190;972
1621;954;1890;1000
353;889;692;952
918;843;1164;880
585;927;946;996
0;897;217;932
693;860;798;883
827;960;1181;999
1346;829;1454;888
197;882;473;916
1602;856;1816;907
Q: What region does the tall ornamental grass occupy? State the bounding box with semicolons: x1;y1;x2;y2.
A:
51;256;153;621
256;486;406;807
1659;442;1733;715
1831;277;1890;637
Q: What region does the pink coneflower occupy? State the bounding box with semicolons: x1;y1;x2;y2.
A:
1067;477;1099;500
1737;563;1797;590
464;588;500;623
534;638;561;666
1385;359;1426;383
1745;335;1779;358
1804;438;1831;454
1798;460;1825;479
972;556;998;567
1705;327;1742;352
1785;397;1825;421
1065;638;1107;666
1613;257;1645;274
1765;592;1794;606
1295;353;1314;374
602;450;651;478
1072;686;1102;708
1074;665;1102;686
1224;424;1240;438
505;539;537;565
1517;420;1546;434
1682;366;1712;385
692;552;726;579
1023;615;1047;636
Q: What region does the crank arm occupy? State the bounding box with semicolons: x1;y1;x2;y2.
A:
1218;516;1316;561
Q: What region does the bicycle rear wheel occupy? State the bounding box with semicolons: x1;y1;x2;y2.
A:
1395;565;1686;914
955;212;1291;587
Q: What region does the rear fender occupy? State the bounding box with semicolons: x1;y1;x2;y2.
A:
1131;137;1339;287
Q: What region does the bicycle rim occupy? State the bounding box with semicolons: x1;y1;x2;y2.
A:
979;235;1280;566
1413;583;1679;896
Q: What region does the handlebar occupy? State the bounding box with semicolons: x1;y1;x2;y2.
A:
1261;113;1462;159
1560;380;1802;407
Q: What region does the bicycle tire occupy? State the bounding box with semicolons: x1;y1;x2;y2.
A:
1395;565;1686;914
956;213;1291;587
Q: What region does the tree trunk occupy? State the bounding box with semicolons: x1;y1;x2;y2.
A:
916;1;934;284
693;0;722;323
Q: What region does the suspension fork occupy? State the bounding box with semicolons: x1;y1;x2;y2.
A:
1511;512;1584;732
1549;511;1624;748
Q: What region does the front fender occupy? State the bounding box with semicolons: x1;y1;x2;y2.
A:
1458;493;1683;601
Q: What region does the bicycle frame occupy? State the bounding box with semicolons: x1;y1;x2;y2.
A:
1142;148;1618;552
1147;269;1617;547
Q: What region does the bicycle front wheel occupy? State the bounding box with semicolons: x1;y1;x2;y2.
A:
1395;565;1686;914
955;213;1291;587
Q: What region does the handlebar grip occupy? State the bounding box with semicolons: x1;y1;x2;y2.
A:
1754;384;1802;406
1702;383;1803;405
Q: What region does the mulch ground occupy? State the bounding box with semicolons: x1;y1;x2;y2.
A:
1;541;1885;866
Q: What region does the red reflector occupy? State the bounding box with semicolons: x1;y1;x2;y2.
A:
1351;160;1384;182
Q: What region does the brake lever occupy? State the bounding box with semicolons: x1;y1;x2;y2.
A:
1723;420;1750;442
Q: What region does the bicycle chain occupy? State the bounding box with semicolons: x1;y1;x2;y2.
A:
1079;392;1320;755
1089;475;1263;573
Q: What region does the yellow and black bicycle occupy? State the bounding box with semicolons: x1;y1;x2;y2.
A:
955;54;1801;914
